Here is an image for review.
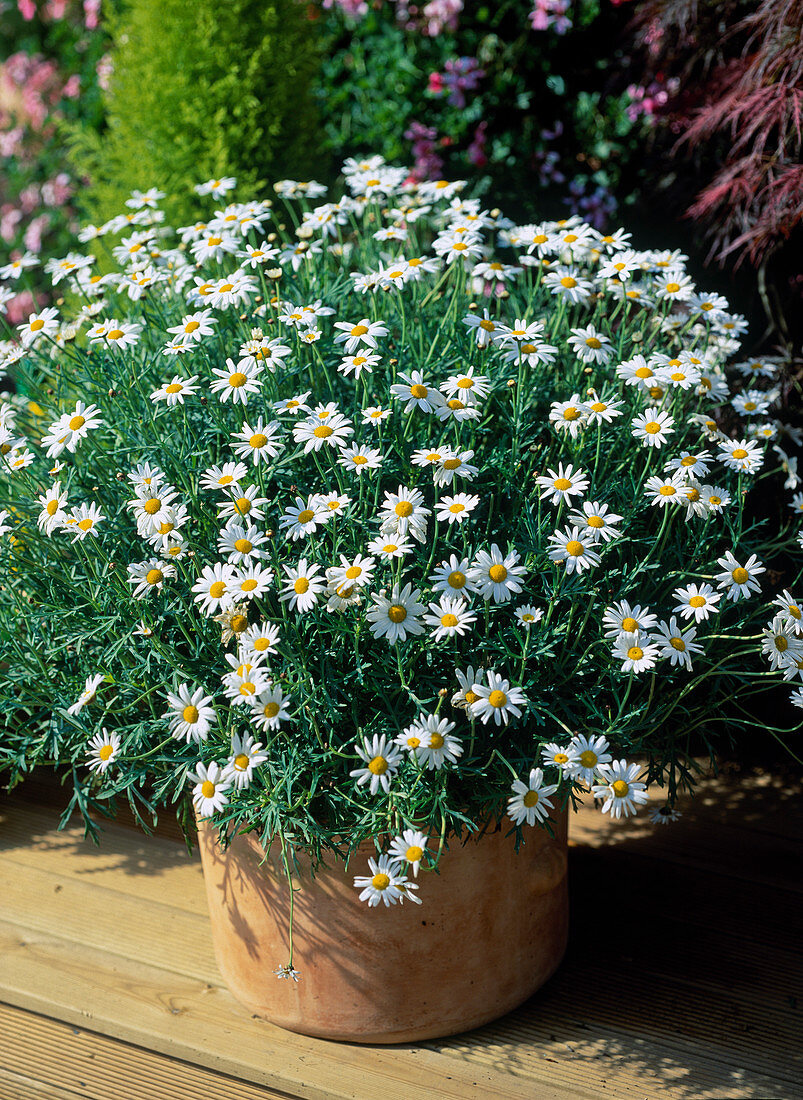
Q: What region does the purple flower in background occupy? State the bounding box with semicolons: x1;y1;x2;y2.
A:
467;120;488;168
405;120;444;182
565;177;617;230
529;0;572;35
442;57;484;109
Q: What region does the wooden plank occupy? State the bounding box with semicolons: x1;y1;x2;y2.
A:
0;918;581;1100
0;803;208;915
0;1002;292;1100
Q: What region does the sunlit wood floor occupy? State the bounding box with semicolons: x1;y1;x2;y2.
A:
1;763;800;1100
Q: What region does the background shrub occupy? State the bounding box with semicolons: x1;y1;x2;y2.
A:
72;0;321;230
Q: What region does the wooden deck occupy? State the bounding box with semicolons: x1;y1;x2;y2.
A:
0;764;800;1100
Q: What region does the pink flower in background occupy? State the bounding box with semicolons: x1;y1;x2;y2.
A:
0;128;25;158
17;0;36;20
41;173;72;206
83;0;101;29
24;212;50;252
323;0;368;17
6;289;36;325
529;0;572;35
0;207;23;244
467;120;487;168
45;0;69;19
421;0;463;36
62;74;81;98
427;71;444;96
19;184;41;214
96;53;113;91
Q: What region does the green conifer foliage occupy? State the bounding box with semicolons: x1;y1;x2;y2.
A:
74;0;320;227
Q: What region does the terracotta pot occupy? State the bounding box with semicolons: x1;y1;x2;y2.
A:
197;810;569;1044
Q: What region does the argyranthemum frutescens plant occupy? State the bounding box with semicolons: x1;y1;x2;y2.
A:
0;158;800;955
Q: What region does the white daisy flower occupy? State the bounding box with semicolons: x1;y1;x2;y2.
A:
150;375;199;406
673;583;722;623
469;544;526;603
200;461;249;492
650;617;703;670
127;558;176;599
191;761;232;818
568;324;612;365
469;671;528;726
612;632;660;673
423;596;477;640
366;583;426;645
507;768;559;826
292;412;354;453
86;729;122;774
209;358;263;404
280;559;325;612
349;734;403;795
230;419;284;465
338;443;383;475
414;714;464;770
216;485;269;524
279;496;330;541
192;563;235;615
238;621;281;662
365;535;414;562
540;742;579;772
567;500;623;542
435;493;480;525
515;604;543;628
429;555;476;599
165;684;217;743
713;551;765;602
332;318;388;354
389;370;445;414
717;438;763;474
548;526;602;574
387;830;429;877
592;760;650;818
223;732;268;790
568;733;612;785
66;673;106;715
536;463;589;505
631;407;675;448
353;855;418;907
218;524;268;565
549;396;588;438
249;685;291;731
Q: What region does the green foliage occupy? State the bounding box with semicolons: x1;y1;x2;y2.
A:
73;0;321;229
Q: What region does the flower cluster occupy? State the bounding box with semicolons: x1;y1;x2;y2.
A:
0;157;798;944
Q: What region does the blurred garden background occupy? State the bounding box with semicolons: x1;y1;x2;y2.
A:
1;0;800;356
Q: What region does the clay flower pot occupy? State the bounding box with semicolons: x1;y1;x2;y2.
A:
198;810;569;1044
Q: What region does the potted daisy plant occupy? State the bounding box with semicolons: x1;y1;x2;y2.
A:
0;156;799;1042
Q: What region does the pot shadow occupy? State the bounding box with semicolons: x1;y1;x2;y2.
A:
421;764;803;1099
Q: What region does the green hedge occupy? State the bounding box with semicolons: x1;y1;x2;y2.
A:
74;0;320;228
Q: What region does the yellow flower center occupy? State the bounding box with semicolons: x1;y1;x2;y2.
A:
69;415;86;431
560;276;577;288
407;736;421;749
587;515;604;528
368;755;388;775
488;689;508;708
612;779;630;797
553;752;568;764
440;613;459;628
562;406;580;420
345;566;362;580
209;581;227;599
579;750;597;768
98;744;114;761
78;518;94;531
235;497;251;514
429;732;445;749
234;538;252;553
689;595;706;608
590;401;606;412
665;282;680;293
297;509;315;524
410;384;428;399
627;646;643;660
228;372;248;388
670;637;686;651
553;477;571;491
732;567;749;584
185;320;200;332
644;421;661;435
566;540;584;557
145;568;163;585
732;448;748;460
634;366;653;379
234;753;250;770
353;356;367;365
201;780;216;798
586;337;602;349
249;433;268;449
775;636;788;652
489;564;508;583
230;614;248;633
406;845;423;862
457;377;474;389
350;324;369;337
388;605;407;623
183;705;199;724
46;500;59;515
464;690;479;705
395;501;414;517
448;503;465;514
448;570;466;589
372;873;390;890
352;455;368;465
218;282;234;292
659;485;676;497
240;578;258;592
30;318;45;332
107;329;124;341
165;383;183;394
523;790;539;807
479;319;495;331
263;701;280;717
709;495;722;506
313;425;333;438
